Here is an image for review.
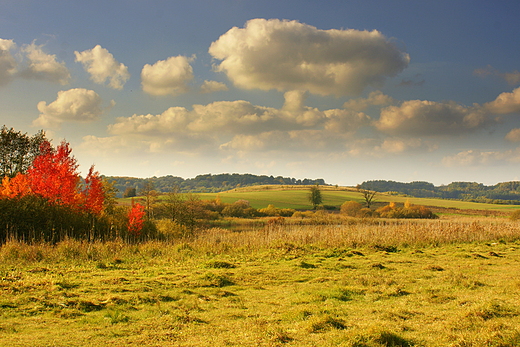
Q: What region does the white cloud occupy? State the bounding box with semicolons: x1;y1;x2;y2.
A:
209;18;410;96
75;45;130;89
141;55;194;96
0;39;17;86
19;42;70;84
375;100;491;136
34;88;113;128
200;80;228;93
484;87;520;114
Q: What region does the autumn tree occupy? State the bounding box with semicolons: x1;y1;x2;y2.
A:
0;126;47;178
27;140;104;214
128;200;145;237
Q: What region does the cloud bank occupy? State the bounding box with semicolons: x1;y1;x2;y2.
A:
209;18;410;96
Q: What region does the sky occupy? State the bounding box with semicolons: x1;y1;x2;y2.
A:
1;0;520;187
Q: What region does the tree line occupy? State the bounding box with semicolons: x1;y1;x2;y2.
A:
359;180;520;204
109;173;327;197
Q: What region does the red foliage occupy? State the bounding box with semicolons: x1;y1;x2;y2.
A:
128;200;145;236
24;140;105;215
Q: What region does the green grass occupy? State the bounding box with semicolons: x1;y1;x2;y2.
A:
2;218;520;346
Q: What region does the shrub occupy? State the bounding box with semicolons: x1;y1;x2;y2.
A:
259;204;295;217
340;201;362;217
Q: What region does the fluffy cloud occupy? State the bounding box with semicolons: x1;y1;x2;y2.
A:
34;88;113;128
200;80;228;93
0;39;16;86
484;87;520;114
375;100;490;136
209;18;410;96
141;55;194;96
75;45;130;89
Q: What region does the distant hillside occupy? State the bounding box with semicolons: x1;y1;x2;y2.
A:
359;180;520;204
104;173;327;197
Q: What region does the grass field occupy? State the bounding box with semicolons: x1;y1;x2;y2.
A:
2;217;520;346
123;185;520;214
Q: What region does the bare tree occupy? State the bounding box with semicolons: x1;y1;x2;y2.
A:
357;184;377;208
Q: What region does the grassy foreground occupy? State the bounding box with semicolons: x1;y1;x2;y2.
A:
2;218;520;346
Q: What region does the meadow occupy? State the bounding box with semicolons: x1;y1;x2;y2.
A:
2;213;520;346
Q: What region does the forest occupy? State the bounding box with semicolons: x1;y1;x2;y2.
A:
108;173;327;196
359;179;520;204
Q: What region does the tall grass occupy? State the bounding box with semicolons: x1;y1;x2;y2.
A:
4;218;517;264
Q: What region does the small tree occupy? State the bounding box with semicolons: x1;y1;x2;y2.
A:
308;184;322;210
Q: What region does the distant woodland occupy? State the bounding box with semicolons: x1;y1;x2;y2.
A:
105;173;327;197
359;180;520;204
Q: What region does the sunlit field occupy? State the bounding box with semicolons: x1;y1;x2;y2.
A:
2;216;520;346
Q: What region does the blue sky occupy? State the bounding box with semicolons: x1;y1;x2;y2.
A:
1;1;520;186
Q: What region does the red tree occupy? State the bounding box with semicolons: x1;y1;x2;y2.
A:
82;167;104;215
